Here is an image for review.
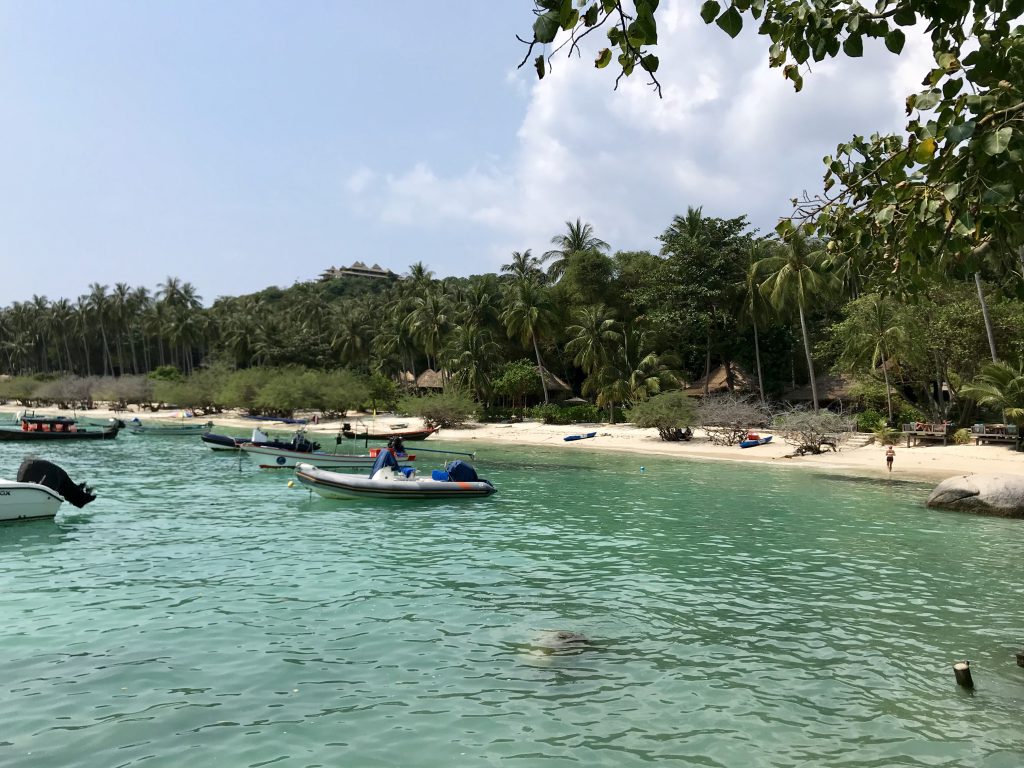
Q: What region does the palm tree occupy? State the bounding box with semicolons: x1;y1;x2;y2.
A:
86;283;114;376
836;294;908;424
542;219;609;283
500;278;556;403
565;305;621;376
960;361;1024;425
737;240;775;403
501;249;544;284
446;324;501;401
407;289;450;371
756;232;835;411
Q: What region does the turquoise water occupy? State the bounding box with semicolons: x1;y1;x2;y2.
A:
2;430;1023;767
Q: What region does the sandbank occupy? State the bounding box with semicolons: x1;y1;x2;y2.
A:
6;404;1023;486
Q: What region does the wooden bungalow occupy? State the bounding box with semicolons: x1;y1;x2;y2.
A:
682;364;753;397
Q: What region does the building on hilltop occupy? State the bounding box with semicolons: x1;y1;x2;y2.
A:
319;262;398;281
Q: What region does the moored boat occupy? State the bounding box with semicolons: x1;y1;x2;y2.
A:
739;434;773;448
201;432;245;450
563;431;597;442
0;414;119;441
1;458;97;522
127;417;213;436
294;448;494;500
341;423;438;441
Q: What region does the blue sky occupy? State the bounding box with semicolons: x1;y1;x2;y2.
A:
0;2;928;307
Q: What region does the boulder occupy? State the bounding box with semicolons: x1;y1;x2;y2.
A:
926;474;1024;517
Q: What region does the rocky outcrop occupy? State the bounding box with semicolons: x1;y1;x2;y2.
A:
926;474;1024;517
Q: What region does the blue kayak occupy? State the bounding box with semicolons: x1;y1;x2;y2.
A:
564;432;597;442
740;435;773;448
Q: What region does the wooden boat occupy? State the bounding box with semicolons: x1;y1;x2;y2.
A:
563;431;597;442
1;458;97;522
294;449;494;500
341;424;439;441
0;414;119;441
739;434;773;448
240;436;415;469
127;418;213;436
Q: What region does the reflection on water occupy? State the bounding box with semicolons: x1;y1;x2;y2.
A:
1;436;1022;767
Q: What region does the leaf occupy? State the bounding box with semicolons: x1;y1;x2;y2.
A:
914;90;940;111
635;5;658;43
982;126;1013;155
535;55;545;80
914;137;936;164
700;0;721;24
941;183;960;201
595;48;612;69
561;8;580;30
945;120;975;145
716;7;743;38
843;34;863;58
884;29;905;54
583;4;599;27
875;205;895;225
533;11;560;44
641;54;660;73
893;7;916;25
981;183;1013;204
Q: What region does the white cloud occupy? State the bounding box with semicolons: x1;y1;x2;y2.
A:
345;1;938;272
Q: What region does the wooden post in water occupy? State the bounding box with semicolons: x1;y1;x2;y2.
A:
1015;651;1024;668
953;660;974;688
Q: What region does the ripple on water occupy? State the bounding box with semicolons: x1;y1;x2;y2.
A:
1;436;1022;766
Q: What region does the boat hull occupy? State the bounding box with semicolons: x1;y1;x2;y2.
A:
342;428;438;441
128;422;212;436
240;444;413;469
295;464;496;500
0;427;119;441
740;436;773;448
0;482;64;521
201;432;243;450
564;432;597;442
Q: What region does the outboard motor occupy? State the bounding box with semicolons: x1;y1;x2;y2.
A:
17;459;97;509
387;436;406;455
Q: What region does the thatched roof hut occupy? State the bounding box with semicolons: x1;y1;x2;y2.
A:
682;364;753;397
415;369;446;389
537;366;571;393
782;373;855;404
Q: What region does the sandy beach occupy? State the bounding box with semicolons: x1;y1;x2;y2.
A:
9;404;1023;486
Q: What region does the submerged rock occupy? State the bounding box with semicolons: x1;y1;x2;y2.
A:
526;630;591;655
926;474;1024;517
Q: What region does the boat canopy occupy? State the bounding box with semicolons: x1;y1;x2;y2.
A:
446;460;479;482
369;445;401;476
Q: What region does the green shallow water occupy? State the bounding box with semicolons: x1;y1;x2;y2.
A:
1;431;1023;768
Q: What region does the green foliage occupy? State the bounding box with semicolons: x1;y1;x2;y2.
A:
870;419;901;446
149;365;184;382
492;359;542;406
0;376;45;404
627;390;697;441
527;402;603;425
397;391;476;429
368;373;399;412
960;360;1024;425
855;408;885;432
953;427;972;445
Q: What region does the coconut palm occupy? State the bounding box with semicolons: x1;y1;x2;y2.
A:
500;278;557;403
501;249;544;284
542;219;609;283
756;232;836;411
836;294;908;424
960;361;1024;425
736;240;776;403
446;324;501;401
565;305;621;376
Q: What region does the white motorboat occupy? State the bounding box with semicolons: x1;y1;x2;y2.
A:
294;449;495;500
0;459;97;522
241;443;415;469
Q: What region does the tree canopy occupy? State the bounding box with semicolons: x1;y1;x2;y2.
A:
521;1;1024;279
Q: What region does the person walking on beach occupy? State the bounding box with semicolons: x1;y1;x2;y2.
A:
885;445;895;472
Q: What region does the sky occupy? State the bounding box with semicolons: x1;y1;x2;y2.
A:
0;1;932;307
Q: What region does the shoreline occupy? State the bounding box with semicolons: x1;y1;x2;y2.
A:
5;404;1023;485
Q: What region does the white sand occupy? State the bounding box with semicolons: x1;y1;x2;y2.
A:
15;405;1022;485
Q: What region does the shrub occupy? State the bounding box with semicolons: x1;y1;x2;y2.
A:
953;427;972;445
855;408;884;432
397;391;476;429
628;391;697;441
